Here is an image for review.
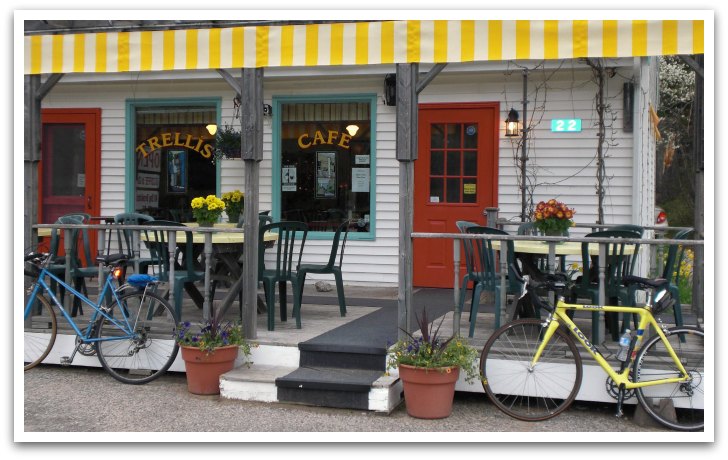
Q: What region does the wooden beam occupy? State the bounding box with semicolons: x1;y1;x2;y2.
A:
396;63;418;340
36;73;63;101
241;67;264;339
416;63;446;94
216;69;242;96
678;55;704;79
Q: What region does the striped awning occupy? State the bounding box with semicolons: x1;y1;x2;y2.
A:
24;19;704;75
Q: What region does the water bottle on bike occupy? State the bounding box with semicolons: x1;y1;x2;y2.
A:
616;329;632;362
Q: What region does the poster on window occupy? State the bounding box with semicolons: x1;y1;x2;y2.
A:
282;166;297;192
315;151;336;198
167;150;187;194
351;168;370;192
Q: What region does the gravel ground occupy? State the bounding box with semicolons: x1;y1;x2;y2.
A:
20;365;682;438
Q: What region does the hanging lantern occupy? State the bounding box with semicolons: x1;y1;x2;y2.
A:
505;108;520;137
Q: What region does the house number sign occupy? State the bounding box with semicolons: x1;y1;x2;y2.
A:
551;119;582;132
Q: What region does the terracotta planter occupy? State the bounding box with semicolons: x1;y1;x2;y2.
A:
398;364;460;419
180;345;239;395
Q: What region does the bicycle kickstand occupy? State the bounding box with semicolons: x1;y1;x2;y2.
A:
615;385;626;418
60;344;81;366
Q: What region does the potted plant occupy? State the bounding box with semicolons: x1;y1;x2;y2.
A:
221;189;244;223
533;198;575;236
387;309;479;419
212;123;241;163
175;314;254;395
190;194;225;226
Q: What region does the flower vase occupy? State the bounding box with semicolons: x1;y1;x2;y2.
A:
543;229;566;243
398;364;460;419
227;212;240;224
197;220;215;228
180;345;239;395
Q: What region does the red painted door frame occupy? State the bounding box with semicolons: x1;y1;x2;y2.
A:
39;108;102;258
413;102;499;288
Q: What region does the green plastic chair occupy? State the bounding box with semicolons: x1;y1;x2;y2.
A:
297;220;351;318
258;221;308;331
47;215;86;314
112;212;155;276
459;226;515;337
622;228;693;334
572;229;641;343
139;220;204;319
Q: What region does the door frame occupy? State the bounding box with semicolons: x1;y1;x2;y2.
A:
39;108;102;223
413;101;500;288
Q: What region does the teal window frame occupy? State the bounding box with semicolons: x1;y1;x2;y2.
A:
124;97;222;212
272;94;377;241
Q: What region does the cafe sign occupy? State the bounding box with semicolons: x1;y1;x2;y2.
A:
136;131;214;158
297;130;352;150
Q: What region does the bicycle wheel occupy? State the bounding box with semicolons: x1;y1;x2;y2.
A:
95;290;179;384
481;319;583;421
634;326;704;431
24;294;57;370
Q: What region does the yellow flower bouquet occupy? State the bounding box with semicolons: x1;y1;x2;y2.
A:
190;194;226;226
221;189;244;223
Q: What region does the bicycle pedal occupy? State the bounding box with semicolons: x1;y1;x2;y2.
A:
60;356;72;366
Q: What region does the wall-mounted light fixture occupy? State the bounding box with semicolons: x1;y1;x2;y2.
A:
384;73;396;106
345;124;359;136
505;108;520;136
206;124;218;135
263;104;273;117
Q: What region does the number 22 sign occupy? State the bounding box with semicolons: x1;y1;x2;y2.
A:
551;119;582;132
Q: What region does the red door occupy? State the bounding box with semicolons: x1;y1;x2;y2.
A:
40;109;101;257
413;103;499;288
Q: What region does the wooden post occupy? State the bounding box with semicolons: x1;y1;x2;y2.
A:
692;54;704;321
396;63;418;339
24;75;41;254
241;67;264;339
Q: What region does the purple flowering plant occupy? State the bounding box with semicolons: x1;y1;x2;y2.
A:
386;308;479;383
175;314;253;360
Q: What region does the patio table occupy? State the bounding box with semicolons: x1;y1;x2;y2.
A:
142;223;278;319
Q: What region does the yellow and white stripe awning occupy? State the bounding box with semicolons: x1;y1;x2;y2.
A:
24;19;704;75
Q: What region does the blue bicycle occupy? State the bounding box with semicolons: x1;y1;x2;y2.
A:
24;252;179;384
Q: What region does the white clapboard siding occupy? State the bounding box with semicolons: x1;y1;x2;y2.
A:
40;59;641;286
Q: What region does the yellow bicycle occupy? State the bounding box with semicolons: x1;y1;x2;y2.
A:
480;268;704;431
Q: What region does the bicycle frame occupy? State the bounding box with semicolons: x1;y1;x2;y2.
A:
25;267;136;343
532;300;691;390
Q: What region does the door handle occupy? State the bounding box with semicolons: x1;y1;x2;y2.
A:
87;196;92;210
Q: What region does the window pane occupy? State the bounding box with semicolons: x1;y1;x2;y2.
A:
280;101;372;232
446;178;460;203
431;124;445;148
133;105;217;221
464;124;478;148
463;151;477;176
429;178;444;203
463;178;477;203
446;151;461;176
446;124;461;148
430;150;444;175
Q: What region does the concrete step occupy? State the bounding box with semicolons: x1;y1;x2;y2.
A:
220;362;402;413
275;366;385;410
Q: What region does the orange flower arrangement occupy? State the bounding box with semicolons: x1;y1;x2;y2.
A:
533;199;575;235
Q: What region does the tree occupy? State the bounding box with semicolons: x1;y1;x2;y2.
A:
655;56;696;228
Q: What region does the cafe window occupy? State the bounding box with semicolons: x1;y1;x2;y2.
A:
130;102;218;221
276;96;375;238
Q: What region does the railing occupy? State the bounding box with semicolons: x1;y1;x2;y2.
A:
32;222;250;321
411;231;704;338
